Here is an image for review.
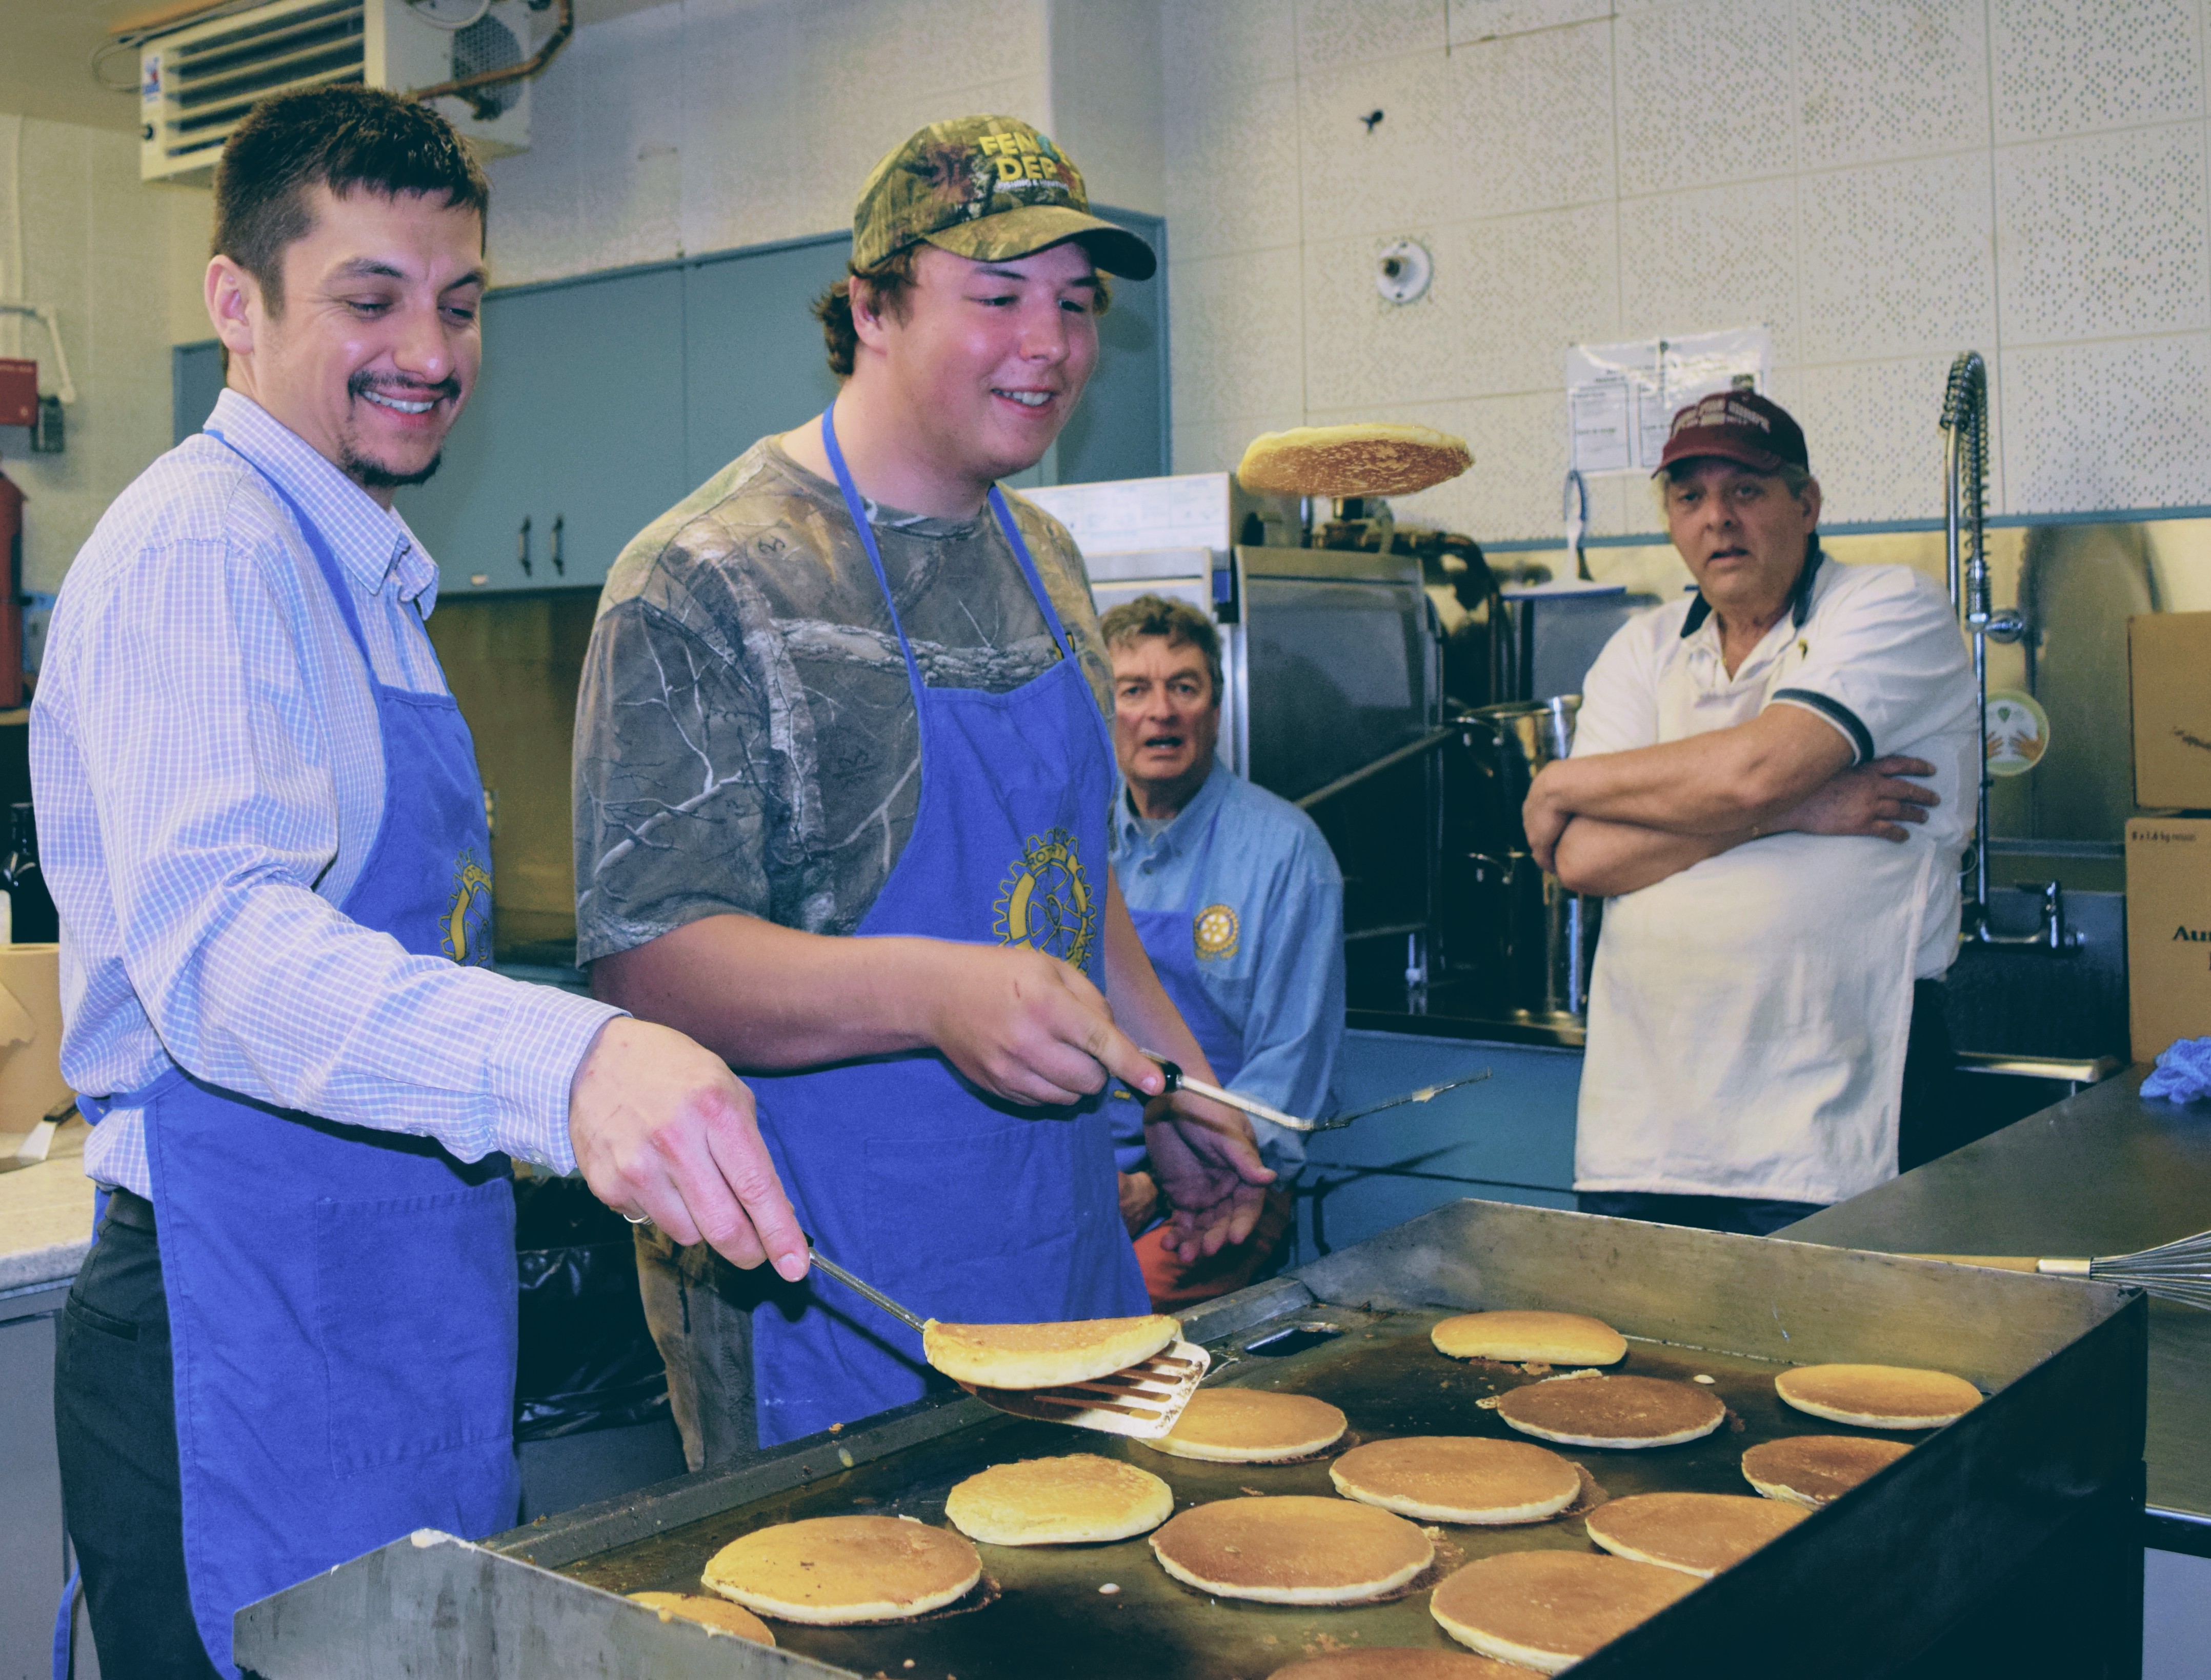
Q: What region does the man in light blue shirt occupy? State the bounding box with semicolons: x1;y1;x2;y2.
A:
39;86;802;1677
1104;594;1344;1303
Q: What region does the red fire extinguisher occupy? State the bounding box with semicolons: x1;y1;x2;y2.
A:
0;470;23;709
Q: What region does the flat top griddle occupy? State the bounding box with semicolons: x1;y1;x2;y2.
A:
233;1202;2146;1680
561;1307;1937;1679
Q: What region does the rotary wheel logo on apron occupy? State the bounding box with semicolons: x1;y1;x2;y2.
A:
1193;903;1240;961
993;827;1096;968
441;850;494;966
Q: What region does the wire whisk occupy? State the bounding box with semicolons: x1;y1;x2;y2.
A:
1909;1229;2211;1312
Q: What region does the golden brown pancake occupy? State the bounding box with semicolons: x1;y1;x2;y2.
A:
943;1453;1173;1545
1741;1434;1913;1507
1149;1495;1434;1605
1237;423;1473;497
1140;1388;1348;1463
1583;1491;1808;1578
1774;1364;1981;1430
700;1515;981;1625
1429;1550;1697;1673
922;1314;1178;1390
627;1591;775;1644
1495;1374;1725;1449
1270;1650;1525;1679
1330;1435;1580;1525
1431;1310;1627;1367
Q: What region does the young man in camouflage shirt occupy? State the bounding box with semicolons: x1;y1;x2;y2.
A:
573;116;1270;1464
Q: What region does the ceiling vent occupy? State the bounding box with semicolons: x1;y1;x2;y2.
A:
137;0;534;185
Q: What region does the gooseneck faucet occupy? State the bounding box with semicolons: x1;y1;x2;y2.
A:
1940;351;2070;952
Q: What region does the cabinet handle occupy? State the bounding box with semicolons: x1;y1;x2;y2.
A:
517;514;533;577
551;514;565;577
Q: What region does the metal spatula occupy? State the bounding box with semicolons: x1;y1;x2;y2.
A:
807;1246;1210;1439
1137;1051;1492;1134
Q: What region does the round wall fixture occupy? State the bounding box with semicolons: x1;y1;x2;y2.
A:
1375;238;1432;305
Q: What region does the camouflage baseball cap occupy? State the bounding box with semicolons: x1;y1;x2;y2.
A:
852;115;1157;281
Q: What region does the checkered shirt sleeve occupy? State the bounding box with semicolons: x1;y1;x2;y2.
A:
34;392;619;1197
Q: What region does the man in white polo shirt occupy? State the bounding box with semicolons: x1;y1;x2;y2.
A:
1522;392;1978;1234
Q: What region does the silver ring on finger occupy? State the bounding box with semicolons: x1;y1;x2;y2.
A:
621;1208;651;1225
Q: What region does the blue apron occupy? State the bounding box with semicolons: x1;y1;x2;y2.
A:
743;412;1147;1448
79;441;516;1675
1111;795;1247;1173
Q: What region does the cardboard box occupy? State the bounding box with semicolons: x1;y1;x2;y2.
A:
0;944;72;1131
2127;816;2211;1062
2130;612;2211;809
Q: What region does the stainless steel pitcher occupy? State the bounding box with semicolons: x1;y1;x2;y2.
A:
1460;696;1601;1021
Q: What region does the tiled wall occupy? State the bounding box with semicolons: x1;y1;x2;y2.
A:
482;0;1053;287
1161;0;2211;543
1;116;200;592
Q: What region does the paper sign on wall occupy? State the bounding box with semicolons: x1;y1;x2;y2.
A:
1564;327;1772;476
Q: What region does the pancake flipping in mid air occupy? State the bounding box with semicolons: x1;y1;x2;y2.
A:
1237;423;1472;498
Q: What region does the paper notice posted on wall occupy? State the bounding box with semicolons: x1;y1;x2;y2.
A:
1565;327;1771;476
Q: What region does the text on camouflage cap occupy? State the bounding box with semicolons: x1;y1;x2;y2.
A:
853;115;1156;280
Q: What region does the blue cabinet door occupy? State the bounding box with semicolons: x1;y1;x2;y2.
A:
173;341;225;444
397;266;689;594
1055;207;1167;486
682;235;851;488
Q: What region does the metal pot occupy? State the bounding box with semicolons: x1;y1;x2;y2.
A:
1452;696;1600;1020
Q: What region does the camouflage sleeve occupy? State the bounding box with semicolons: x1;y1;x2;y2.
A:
571;597;780;965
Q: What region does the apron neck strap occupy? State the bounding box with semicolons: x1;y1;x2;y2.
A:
205;427;378;672
983;483;1079;663
817;410;1080;710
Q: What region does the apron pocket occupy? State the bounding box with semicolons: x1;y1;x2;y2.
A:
313;1179;517;1472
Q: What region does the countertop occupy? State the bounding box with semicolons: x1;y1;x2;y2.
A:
0;1115;94;1294
1784;1067;2211;1553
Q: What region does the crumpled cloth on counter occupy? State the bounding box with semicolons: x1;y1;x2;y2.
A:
2142;1037;2211;1103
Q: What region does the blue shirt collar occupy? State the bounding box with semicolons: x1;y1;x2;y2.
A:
209;389;438;612
1115;756;1234;855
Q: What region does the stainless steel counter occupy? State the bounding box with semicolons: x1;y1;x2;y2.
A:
1784;1067;2211;1554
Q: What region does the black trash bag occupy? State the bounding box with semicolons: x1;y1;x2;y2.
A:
513;1172;670;1441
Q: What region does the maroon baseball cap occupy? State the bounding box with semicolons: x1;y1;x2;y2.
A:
1655;389;1808;476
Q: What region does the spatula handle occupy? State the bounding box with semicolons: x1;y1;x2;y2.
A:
806;1245;929;1332
1137;1050;1317;1132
